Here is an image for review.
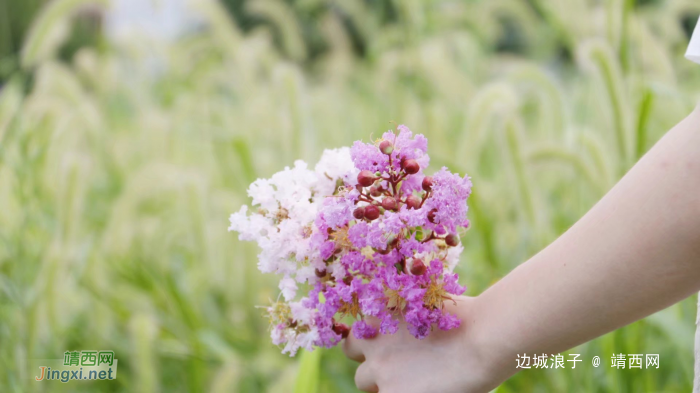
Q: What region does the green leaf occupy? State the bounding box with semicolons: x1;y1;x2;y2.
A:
634;87;654;160
294;349;322;393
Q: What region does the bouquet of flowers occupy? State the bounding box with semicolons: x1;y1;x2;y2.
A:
229;125;472;356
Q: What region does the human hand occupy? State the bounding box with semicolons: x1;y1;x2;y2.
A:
342;296;509;393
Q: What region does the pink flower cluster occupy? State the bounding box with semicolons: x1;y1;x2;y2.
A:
229;125;472;356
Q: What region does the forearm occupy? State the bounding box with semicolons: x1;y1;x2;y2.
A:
474;106;700;382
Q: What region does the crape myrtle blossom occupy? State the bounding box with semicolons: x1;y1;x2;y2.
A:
229;126;472;356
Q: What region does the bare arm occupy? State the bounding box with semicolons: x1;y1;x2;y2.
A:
475;105;700;386
344;106;700;393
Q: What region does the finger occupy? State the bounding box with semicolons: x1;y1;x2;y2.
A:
342;331;366;362
343;317;382;362
354;361;379;392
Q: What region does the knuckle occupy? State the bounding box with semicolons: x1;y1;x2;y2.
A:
354;363;367;387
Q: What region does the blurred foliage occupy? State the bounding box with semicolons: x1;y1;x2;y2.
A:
0;0;104;82
219;0;399;61
2;0;700;392
0;0;46;79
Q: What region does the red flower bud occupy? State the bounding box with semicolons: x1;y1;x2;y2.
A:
445;233;460;247
406;195;421;210
333;323;350;338
357;170;376;187
369;185;382;197
427;208;438;223
422;176;433;191
410;259;427;275
353;207;365;220
387;235;399;248
402;159;420;175
364;205;381;220
379;140;394;155
381;196;397;211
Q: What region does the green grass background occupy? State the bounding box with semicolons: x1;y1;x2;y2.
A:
2;0;700;391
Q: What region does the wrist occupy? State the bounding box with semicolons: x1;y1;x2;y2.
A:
465;293;522;390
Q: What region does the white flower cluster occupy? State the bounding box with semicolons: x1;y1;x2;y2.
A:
228;147;358;301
